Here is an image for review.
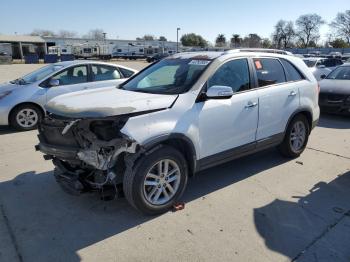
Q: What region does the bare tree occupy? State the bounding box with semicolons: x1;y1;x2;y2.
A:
30;29;56;37
83;29;105;40
296;14;325;47
273;20;295;49
57;30;78;38
330;10;350;44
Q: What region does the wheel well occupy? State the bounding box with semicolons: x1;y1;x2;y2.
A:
158;138;197;176
298;111;312;133
290;110;312;133
9;102;45;122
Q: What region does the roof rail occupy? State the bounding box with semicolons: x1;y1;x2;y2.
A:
224;48;293;55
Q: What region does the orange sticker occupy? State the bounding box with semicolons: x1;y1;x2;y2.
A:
255;60;263;70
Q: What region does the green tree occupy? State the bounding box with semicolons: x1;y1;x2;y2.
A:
230;34;242;48
215;34;226;47
180;33;207;47
330;38;350;48
159;36;167;41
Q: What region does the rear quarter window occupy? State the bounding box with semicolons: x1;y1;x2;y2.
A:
280;59;305;82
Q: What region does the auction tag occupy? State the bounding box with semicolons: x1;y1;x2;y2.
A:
254;60;263;70
189;60;211;66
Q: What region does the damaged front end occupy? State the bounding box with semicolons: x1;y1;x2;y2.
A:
36;114;140;198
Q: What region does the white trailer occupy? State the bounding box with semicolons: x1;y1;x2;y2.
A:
48;45;73;56
73;43;113;59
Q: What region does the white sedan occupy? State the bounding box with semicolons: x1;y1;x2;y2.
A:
0;61;137;130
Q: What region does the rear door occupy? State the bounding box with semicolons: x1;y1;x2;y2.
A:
254;58;302;140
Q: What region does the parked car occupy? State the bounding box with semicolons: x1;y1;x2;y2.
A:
0;61;137;130
36;50;319;215
327;52;342;59
146;53;169;63
303;57;343;81
319;64;350;115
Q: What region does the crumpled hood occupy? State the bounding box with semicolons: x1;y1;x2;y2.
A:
319;79;350;95
45;86;178;118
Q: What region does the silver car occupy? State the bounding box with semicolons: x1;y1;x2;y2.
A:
0;61;137;130
303;57;343;81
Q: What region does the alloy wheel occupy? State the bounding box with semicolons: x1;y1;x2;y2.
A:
143;159;181;205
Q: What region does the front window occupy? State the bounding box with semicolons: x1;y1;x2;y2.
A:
120;58;211;94
208;59;250;92
11;64;63;85
51;65;88;86
326;66;350;80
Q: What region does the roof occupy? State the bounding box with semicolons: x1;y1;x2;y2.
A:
170;52;225;60
53;60;137;71
0;35;45;43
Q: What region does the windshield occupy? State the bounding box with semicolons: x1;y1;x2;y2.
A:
303;59;317;68
326;66;350;80
120;58;212;94
11;64;64;85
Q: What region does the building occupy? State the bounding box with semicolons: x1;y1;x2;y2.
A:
0;34;179;59
0;35;47;59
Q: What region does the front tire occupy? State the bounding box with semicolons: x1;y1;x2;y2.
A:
9;104;42;131
278;114;310;158
123;145;188;215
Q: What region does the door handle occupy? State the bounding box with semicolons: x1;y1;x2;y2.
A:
245;101;258;108
288;91;297;97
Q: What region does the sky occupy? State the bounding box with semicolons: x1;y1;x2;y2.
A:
1;0;349;43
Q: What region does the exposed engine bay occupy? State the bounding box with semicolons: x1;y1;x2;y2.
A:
36;114;141;198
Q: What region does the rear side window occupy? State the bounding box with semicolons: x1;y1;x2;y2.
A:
91;65;121;81
118;67;135;78
280;59;304;82
254;58;286;87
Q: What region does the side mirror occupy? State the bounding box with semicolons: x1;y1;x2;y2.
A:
49;79;60;87
206;85;234;99
320;74;326;79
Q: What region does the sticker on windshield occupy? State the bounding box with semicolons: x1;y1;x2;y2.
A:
188;60;211;66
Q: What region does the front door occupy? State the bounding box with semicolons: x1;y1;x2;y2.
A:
45;65;90;102
196;58;259;159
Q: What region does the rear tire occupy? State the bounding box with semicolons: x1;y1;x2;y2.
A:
123;145;188;215
9;104;43;131
278;114;310;158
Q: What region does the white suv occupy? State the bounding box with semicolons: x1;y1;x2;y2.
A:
36;50;320;214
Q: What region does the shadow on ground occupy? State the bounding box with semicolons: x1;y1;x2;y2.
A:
317;113;350;129
0;149;287;262
254;171;350;261
0;126;18;135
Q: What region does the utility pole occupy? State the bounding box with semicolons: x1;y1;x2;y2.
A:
177;27;181;53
